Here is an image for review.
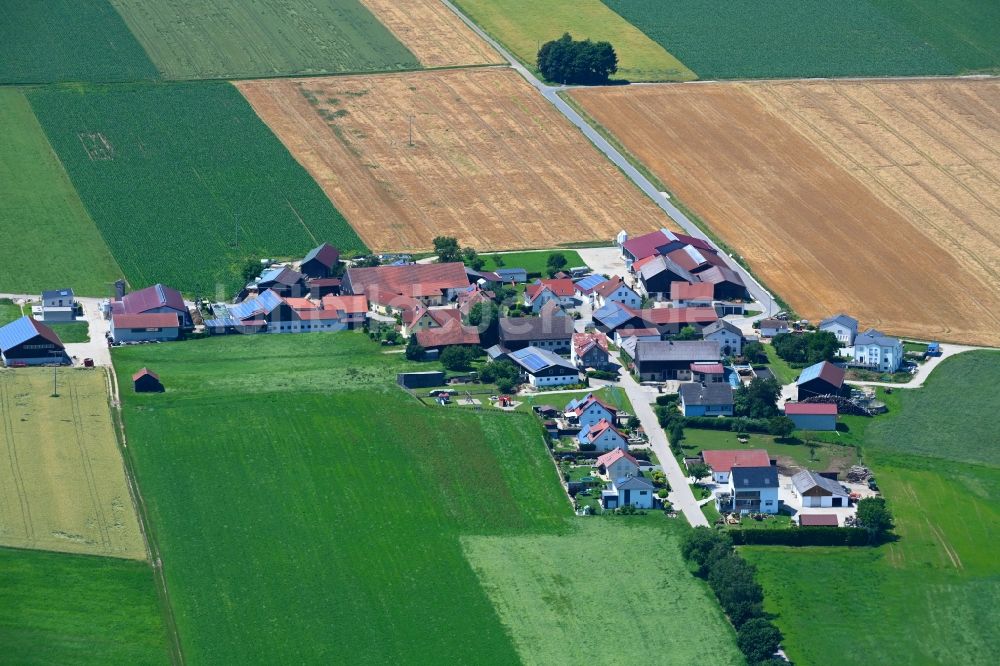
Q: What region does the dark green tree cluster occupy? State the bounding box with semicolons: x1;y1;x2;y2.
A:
672;325;700;341
772;331;841;364
433;236;461;263
537;33;618;85
545;252;567;277
680;528;782;664
405;335;425;361
856;496;894;543
467;301;500;347
479;359;520;394
734;377;781;419
742;341;768;364
440;345;477;371
655;401;685;454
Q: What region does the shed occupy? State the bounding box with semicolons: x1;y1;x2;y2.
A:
132;368;163;393
784;402;837;431
396;371;446;389
799;514;839;527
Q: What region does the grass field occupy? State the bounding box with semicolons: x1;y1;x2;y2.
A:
462;519;742;665
0;0;159;84
238;69;669;253
569;80;1000;346
479;249;584;276
763;344;799;385
48;322;92;344
359;0;504;68
452;0;694;81
0;368;145;559
601;0;957;79
0;548;169;665
110;0;419;79
0;300;23;326
0;89;122;296
744;352;1000;664
113;333;565;662
28;82;365;295
680;428;859;474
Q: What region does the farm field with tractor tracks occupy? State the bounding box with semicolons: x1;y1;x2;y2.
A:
569;78;1000;347
237;68;671;253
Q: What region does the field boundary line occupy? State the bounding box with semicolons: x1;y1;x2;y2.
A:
105;365;186;666
0;378;35;543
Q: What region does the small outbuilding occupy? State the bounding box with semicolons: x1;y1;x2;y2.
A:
796;361;847;400
792;470;850;508
396;371;446;389
132;368;164;393
784;402;837;431
798;514;840;527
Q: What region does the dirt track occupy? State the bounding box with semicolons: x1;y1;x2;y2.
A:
237;69;668;252
359;0;504;68
570;80;1000;346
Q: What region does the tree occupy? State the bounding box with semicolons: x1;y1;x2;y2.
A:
772;331;841;365
668;421;685;447
626;415;641;430
462;246;484;271
856;496;894;541
688;462;711;480
742;341;767;364
680;527;733;573
240;258;262;283
673;325;700;341
440;345;476;371
354;254;381;268
734;377;781;419
537;33;618;85
491;253;505;268
767;415;796;439
545;252;568;277
479;359;519;386
467;301;500;347
736;618;782;664
405;336;425;361
433;236;461;264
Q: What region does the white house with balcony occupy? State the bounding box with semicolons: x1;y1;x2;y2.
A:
852;328;904;372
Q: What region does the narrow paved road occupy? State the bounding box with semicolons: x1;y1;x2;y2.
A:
440;0;779;318
846;342;989;389
617;369;708;527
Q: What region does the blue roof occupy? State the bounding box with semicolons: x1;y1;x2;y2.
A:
593;302;634;329
796;361;825;384
0;316;59;350
574;274;604;292
229;290;283;320
510;346;576;373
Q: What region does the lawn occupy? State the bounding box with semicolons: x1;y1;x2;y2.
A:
0;299;23;326
763;343;799;385
601;0;959;79
0;368;145;559
743;351;1000;664
48;322;91;344
28;82;365;295
0;89;122;296
113;332;568;663
110;0;419;79
515;385;634;416
680;428;859;474
452;0;695;81
0;0;159;84
462;518;742;665
0;548;170;665
865;351;1000;467
479;249;586;277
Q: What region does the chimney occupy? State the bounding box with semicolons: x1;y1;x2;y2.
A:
114;279;126;300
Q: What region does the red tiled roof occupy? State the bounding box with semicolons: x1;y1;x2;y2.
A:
701;449;771;473
131;367;159;382
347;263;469;300
690;362;725;374
307;277;342;287
113;313;179;329
630;255;658;274
415;322;480;348
670;281;715;301
696;265;745;287
593;276;628;299
595;448;639;469
616;327;659;338
573;332;609;358
784;402;838;416
583;418;625;443
284;297;318;311
527;278;575;300
321;295;368;314
800;514;839;526
640;306;718;326
295;309;348;321
119;284;185;315
571;394;617;416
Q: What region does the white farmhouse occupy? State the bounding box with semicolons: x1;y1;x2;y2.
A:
716;465;780;514
602;475;656;509
595;448;640;481
852;328;904;372
819;313;859;346
792;470;850;508
702;319;743;357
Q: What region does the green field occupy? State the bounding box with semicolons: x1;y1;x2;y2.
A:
452;0;695;81
48;322;91;344
463;519;742;665
763;343;799;385
0;548;169;665
0;89;122;295
602;0;961;79
0;0;159;84
0;300;23;326
28;82;366;295
744;352;1000;664
110;0;419;79
480;249;586;276
114;332;741;661
680;428;859;473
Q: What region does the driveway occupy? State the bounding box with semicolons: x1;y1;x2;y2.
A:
577;246;626;279
846;342;988;389
617;368;708;526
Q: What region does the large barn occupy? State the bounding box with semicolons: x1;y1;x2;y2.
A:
0;316;69;366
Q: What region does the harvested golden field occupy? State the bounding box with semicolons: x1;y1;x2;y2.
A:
0;368;145;559
570;80;1000;346
359;0;504;68
236;68;668;251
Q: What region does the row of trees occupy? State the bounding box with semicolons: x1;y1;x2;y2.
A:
433;235;568;278
771;331;841;365
681;529;784;665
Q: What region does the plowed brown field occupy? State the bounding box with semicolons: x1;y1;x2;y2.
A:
570;80;1000;346
359;0;504;68
237;69;669;252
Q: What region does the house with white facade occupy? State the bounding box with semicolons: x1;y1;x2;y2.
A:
702;320;743;357
524;279;577;312
699;449;771;484
602;475;656;509
852;328;904;372
595;448;640;481
758;318;790;337
35;288;76;322
792;470;850;508
716;465;780;514
508;346;580;387
591;276;641;309
577;418;628;452
565;393;618;430
819;313;859;346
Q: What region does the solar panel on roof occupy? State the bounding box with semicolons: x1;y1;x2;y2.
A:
574;274;604;291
